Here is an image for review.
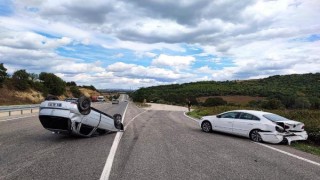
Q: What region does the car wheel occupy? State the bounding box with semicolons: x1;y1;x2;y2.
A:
201;121;212;133
250;129;263;142
77;96;91;115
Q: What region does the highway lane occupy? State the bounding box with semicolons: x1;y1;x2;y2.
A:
110;109;320;180
0;100;128;180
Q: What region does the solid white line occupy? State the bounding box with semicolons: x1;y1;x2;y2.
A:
0;115;37;122
254;142;320;167
183;112;199;122
99;101;129;180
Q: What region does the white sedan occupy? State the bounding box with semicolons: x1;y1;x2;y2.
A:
199;110;308;144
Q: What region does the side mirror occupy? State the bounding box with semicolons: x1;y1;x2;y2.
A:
217;115;221;118
113;114;124;130
77;96;91;115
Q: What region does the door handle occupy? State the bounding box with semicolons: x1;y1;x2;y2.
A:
228;122;232;123
248;123;253;125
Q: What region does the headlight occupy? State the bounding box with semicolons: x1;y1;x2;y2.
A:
275;126;285;133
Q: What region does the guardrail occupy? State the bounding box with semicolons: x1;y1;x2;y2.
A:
0;104;40;117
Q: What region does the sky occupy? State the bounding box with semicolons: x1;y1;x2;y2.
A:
0;0;319;89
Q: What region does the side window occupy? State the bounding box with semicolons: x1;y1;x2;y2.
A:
239;113;260;121
220;112;240;119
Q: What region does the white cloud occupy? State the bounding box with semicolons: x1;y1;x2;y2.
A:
151;54;195;69
0;0;319;89
106;62;194;82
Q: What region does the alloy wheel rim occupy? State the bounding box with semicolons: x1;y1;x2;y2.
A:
202;122;211;132
251;130;261;142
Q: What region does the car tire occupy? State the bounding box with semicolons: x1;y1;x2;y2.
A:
250;129;263;142
113;114;123;130
77;96;91;115
201;121;212;133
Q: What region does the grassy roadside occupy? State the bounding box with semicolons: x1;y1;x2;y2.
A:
188;106;320;156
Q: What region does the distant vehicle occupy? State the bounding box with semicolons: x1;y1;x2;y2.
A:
112;99;119;104
91;96;98;102
97;96;105;102
199;110;308;145
39;96;124;137
64;98;78;103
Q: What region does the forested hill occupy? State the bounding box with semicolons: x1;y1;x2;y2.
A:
131;73;320;108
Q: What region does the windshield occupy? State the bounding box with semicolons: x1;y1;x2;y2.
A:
263;113;290;122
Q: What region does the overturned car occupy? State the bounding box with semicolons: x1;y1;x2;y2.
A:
39;96;124;137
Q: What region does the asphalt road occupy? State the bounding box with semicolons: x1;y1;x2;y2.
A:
0;98;128;180
1;96;320;180
110;106;320;180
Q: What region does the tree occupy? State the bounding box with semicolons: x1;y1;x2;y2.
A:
0;63;8;87
203;97;227;107
39;72;66;96
70;86;82;98
294;97;311;109
12;69;30;90
66;81;77;86
29;73;39;82
261;99;284;109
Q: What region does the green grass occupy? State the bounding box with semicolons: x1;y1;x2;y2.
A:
291;142;320;156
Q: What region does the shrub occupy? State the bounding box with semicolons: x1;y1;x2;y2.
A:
203;97;227;107
0;63;8;87
70;86;82;98
12;69;30;91
39;72;66;96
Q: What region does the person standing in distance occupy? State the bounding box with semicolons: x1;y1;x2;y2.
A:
187;100;191;112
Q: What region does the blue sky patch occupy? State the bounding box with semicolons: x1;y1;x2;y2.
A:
0;0;13;16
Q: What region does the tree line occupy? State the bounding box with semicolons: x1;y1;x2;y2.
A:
0;63;97;98
131;73;320;109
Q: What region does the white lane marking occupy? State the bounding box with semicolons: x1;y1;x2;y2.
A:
121;101;129;124
100;131;123;180
183;112;199;122
254;142;320;167
100;101;131;180
100;101;129;180
0;115;37;122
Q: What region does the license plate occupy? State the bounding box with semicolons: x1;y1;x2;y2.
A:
48;103;62;107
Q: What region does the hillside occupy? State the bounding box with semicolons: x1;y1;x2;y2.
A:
0;85;101;105
131;73;320;109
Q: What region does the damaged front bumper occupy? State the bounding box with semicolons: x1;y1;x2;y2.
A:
258;131;308;145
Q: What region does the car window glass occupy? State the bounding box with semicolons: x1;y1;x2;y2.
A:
239;113;260;121
220;112;239;119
